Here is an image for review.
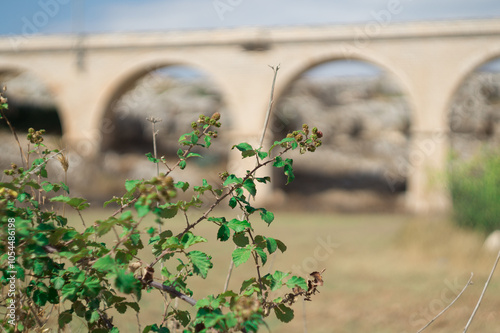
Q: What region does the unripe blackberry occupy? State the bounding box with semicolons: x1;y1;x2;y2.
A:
211;112;221;121
312;127;318;134
317;131;323;138
295;134;303;141
191;122;197;129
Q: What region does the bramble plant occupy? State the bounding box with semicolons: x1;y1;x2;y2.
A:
0;74;324;332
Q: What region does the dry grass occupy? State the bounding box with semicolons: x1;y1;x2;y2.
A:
62;209;500;332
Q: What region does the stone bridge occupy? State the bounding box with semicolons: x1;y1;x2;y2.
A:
1;18;500;213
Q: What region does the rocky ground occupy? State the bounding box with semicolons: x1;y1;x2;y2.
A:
1;69;500;211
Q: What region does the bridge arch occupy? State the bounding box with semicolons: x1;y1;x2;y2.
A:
94;55;234;139
275;50;417;119
271;55;413;211
0;62;65;136
444;45;500;120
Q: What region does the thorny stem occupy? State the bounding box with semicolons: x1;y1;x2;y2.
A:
247;229;264;297
149;148;291;268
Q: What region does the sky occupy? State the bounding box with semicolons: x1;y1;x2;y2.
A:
1;0;500;76
0;0;500;36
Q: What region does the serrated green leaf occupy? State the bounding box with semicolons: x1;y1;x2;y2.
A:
232;247;252;267
286;276;308;290
217;225;230;241
181;232;207;248
232;142;253;152
271;270;289;291
274;304;294;323
179;160;187;170
52;277;65;290
229;197;237;208
188;251;213;279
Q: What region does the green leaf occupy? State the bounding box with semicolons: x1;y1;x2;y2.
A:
181;233;207;249
243;179;256;196
93;255;115;271
228;219;251;233
50;195;90;210
240;277;257;293
116;270;141;297
286;276;308;290
145;152;160;163
187;152;202;159
229;197;237;209
188;251;213;279
60;182;70;193
223;174;243;187
154;205;178;219
204;135;212;148
135;201;150;217
273;156;286;168
179;160;187;170
284;160;295;184
232;247;252;267
125;179;142;192
174;181;189;191
271;271;289;291
274;304;294;323
217;225;230;241
259;208;274;224
232;143;255;157
257;150;268;159
276;239;287;253
256;176;271;184
232;232;249;247
266;237;278;254
58;310;73;328
52;277;65;290
90;310;100;323
254;247;267;265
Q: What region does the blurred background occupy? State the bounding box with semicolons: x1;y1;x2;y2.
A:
2;1;500;332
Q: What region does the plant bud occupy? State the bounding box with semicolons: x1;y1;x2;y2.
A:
211;112;221;121
312;127;318;134
317;131;323;138
191;122;197;129
295;134;303;142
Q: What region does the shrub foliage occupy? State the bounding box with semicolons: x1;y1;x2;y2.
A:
449;149;500;234
0;87;324;332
